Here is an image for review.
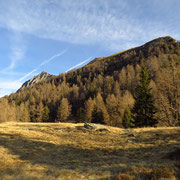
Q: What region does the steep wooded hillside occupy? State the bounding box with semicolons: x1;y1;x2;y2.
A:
0;36;179;126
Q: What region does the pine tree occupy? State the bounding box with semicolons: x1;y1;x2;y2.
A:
122;106;134;128
133;66;158;127
42;105;50;122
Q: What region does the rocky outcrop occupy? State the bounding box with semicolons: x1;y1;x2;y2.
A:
76;123;109;131
19;71;52;90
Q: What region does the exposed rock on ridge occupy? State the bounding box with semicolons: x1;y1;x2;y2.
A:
19;71;52;90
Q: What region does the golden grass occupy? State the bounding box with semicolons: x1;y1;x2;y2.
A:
0;122;179;180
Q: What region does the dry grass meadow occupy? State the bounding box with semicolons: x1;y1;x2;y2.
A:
0;122;179;180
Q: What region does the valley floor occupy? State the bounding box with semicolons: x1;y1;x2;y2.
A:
0;122;179;180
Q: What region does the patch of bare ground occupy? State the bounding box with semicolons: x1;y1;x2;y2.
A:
0;122;179;179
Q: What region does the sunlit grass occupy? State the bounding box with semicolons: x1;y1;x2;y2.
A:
0;122;179;179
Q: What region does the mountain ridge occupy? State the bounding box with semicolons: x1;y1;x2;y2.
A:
19;36;177;90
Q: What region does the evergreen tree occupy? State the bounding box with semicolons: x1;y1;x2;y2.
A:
133;66;158;127
42;105;50;122
122;106;134;128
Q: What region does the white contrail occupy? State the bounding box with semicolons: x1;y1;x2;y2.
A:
18;49;67;82
65;56;92;73
18;68;38;82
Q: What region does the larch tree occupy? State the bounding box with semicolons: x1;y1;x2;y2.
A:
106;94;121;126
56;98;71;122
91;93;109;124
36;101;44;122
76;107;85;123
119;67;127;90
42;105;50;122
84;97;95;122
16;102;30;122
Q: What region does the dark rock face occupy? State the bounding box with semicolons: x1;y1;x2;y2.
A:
19;71;52;90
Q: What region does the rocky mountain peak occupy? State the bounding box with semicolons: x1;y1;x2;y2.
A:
19;71;52;90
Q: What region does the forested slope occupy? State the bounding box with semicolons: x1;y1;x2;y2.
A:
0;36;179;126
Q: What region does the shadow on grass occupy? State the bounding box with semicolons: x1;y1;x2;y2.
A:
0;129;179;179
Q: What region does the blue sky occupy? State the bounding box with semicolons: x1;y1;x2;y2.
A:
0;0;180;97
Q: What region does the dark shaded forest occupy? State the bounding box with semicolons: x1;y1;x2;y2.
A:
0;36;179;127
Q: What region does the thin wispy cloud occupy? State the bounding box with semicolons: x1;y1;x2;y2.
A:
0;0;179;51
18;49;67;82
0;47;66;96
0;79;22;97
0;0;180;98
65;57;93;73
0;71;25;76
2;31;26;72
4;47;25;72
0;81;22;90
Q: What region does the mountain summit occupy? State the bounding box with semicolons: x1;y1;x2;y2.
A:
19;71;52;90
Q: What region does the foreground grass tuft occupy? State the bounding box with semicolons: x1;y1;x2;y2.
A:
150;167;175;180
113;173;133;180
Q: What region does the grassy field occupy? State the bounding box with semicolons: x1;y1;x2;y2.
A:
0;122;179;180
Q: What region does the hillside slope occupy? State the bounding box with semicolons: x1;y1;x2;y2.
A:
0;36;179;126
0;122;179;179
